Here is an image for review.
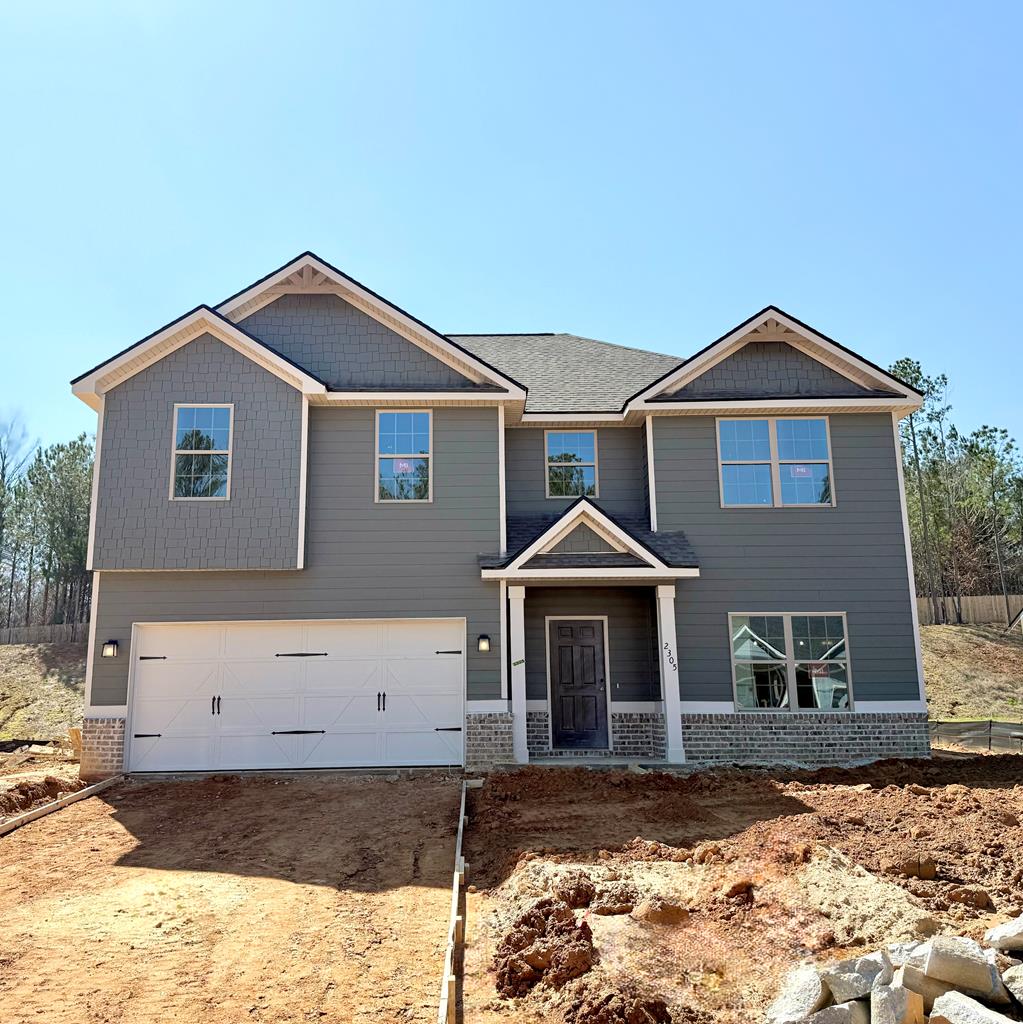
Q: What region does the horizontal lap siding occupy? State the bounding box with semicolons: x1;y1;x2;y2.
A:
506;427;648;518
523;587;658;701
91;406;502;706
654;413;919;704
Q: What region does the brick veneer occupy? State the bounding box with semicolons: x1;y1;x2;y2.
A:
80;717;125;781
527;711;550;756
680;712;930;765
611;712;667;759
465;712;515;770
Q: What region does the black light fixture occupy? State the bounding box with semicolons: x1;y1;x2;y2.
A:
477;634;491;653
101;640;119;658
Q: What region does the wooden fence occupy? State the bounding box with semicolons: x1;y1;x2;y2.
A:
917;594;1023;626
0;622;89;645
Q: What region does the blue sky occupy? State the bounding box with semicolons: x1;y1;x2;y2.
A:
1;1;1019;448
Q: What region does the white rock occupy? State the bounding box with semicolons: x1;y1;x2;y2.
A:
820;950;893;1002
985;915;1023;952
805;1000;870;1024
766;965;832;1024
871;983;924;1024
887;941;929;968
1003;963;1023;1003
924;936;1010;1004
929;990;1016;1024
893;964;954;1013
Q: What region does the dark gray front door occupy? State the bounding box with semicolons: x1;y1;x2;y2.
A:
549;619;609;749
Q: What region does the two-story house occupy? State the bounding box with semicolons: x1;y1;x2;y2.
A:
71;253;930;779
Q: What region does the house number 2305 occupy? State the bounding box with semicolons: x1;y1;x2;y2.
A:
663;642;678;672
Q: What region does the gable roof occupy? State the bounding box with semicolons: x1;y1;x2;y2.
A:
70;305;329;411
215;252;526;398
452;333;679;413
627;305;922;409
480;497;699;579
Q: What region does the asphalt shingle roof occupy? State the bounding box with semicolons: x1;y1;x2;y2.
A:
479;505;699;570
450;333;681;413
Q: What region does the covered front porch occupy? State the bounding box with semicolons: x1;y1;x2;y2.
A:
479;497;700;766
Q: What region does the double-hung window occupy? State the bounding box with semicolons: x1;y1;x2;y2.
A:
172;404;232;499
730;613;851;711
376;411;431;501
718;417;834;507
545;430;598;498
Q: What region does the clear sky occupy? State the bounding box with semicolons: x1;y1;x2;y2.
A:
1;1;1020;448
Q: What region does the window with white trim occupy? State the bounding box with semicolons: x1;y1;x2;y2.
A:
717;417;833;507
172;405;232;499
546;430;598;497
376;411;431;501
730;613;851;711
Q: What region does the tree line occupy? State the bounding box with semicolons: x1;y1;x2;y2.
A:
0;420;93;632
892;358;1023;624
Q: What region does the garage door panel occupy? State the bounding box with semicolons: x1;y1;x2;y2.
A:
221;660;301;694
304;659;381;693
381;729;461;767
222;623;304;660
303;693;377;729
128;619;464;771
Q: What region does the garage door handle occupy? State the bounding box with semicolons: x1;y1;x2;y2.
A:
435;650;462;655
275;652;328;658
377;692;381;711
434;727;462;732
133;733;161;738
212;696;216;715
216;696;221;715
271;729;326;735
382;691;386;711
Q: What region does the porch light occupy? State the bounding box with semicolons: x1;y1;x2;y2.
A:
101;640;119;658
477;634;491;653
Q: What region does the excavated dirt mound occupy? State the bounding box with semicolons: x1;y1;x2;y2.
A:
0;773;83;818
462;756;1023;1023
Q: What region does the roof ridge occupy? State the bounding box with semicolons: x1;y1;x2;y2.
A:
454;330;680;362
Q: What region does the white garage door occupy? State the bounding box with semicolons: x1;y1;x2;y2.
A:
126;619;465;772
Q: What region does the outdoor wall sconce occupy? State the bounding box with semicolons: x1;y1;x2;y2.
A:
477;635;491;653
101;640;119;658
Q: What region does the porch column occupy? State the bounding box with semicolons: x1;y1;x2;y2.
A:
508;585;529;763
656;584;686;764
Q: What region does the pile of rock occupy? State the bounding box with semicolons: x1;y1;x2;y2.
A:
766;916;1023;1023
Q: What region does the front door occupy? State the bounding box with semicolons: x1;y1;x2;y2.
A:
549;619;609;749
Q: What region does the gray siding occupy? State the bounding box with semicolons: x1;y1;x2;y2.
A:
93;333;301;571
549;524;615;553
91;406;502;705
506;427;647;518
524;587;659;701
240;294;484;390
670;342;883;398
653;413;920;704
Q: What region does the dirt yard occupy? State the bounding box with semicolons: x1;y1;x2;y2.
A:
0;772;461;1024
462;757;1023;1023
0;641;85;740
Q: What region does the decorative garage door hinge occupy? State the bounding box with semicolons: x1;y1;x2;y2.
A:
435;650;462;655
434;727;463;732
275;652;329;658
133;733;161;738
271;729;327;735
139;655;167;660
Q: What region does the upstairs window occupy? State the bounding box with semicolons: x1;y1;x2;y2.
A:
718;417;833;507
376;411;431;502
546;430;598;498
730;612;851;711
172;405;232;499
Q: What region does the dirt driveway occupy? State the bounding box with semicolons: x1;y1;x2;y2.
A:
0;772;461;1024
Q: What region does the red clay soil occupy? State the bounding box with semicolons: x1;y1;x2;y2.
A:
462;756;1023;1023
0;772;461;1024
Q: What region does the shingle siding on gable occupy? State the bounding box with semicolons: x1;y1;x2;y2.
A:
669;341;883;398
240;293;483;391
653;412;920;704
93;333;301;571
549;524;616;554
